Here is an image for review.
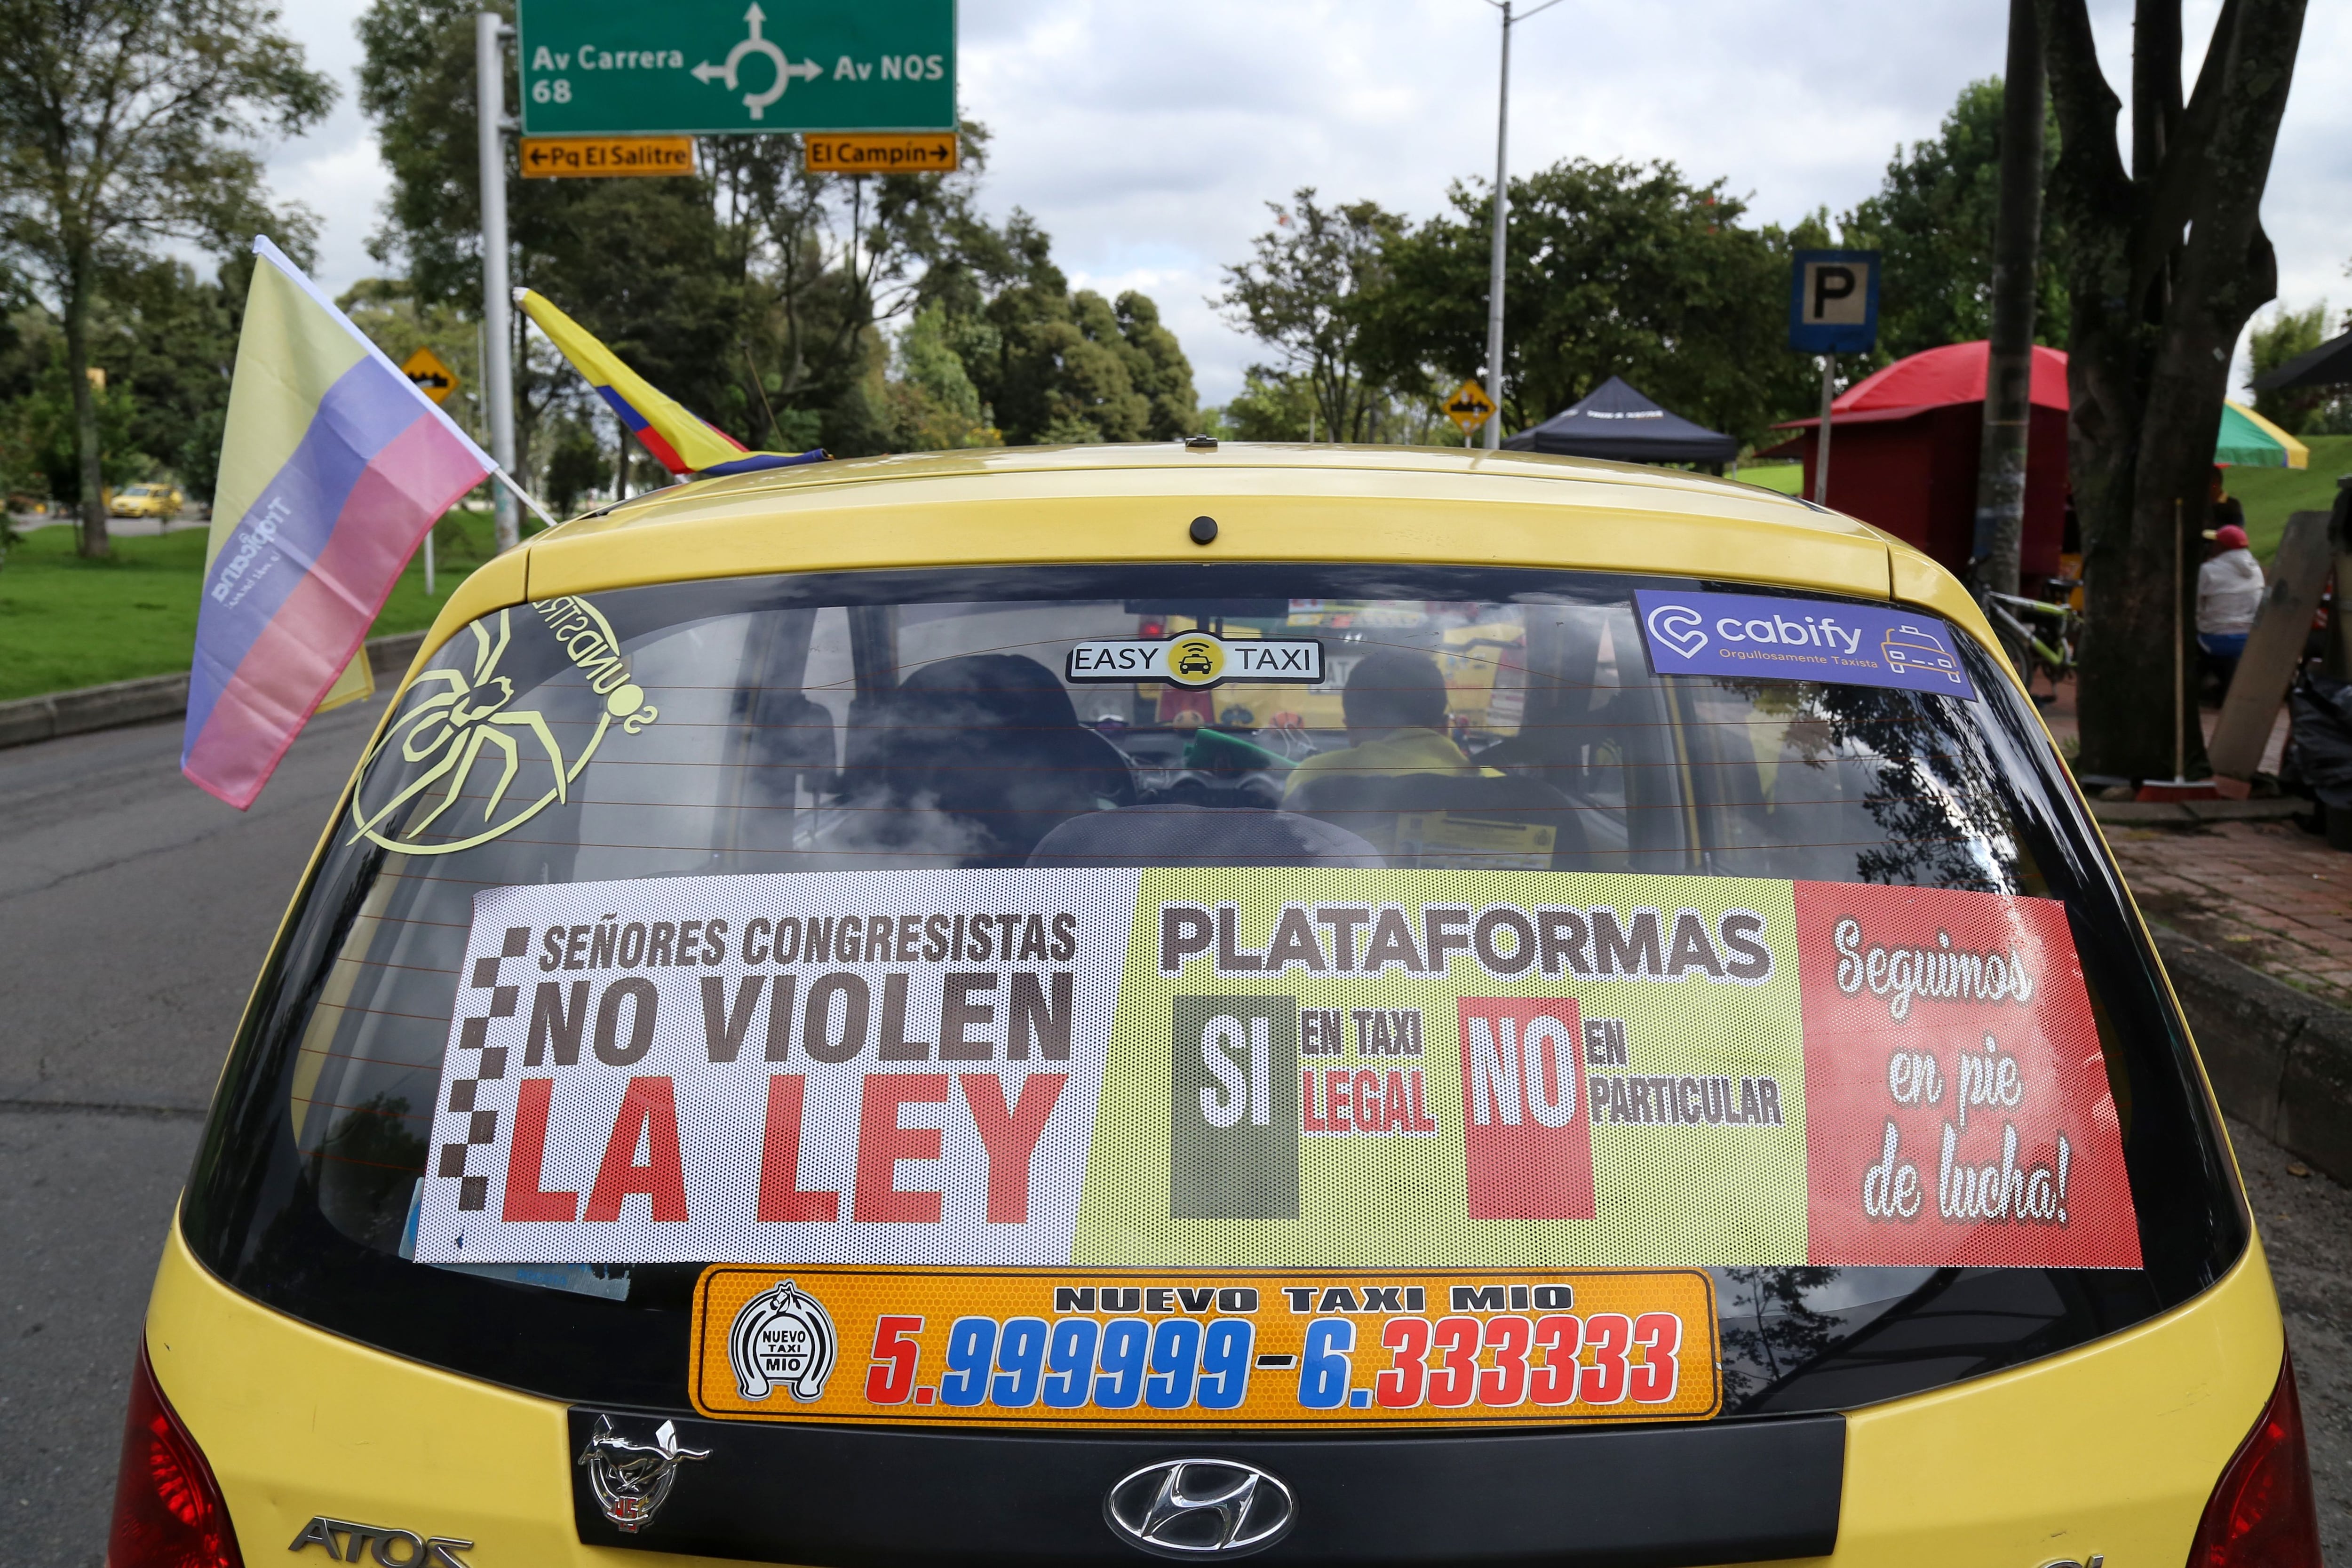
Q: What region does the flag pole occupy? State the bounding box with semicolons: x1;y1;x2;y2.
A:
493;467;559;530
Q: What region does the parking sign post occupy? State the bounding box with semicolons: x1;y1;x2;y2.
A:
1788;250;1880;509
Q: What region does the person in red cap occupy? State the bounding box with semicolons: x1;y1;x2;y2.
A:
2197;520;2262;696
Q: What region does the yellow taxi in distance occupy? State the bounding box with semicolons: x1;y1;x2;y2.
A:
111;444;2317;1568
108;481;185;520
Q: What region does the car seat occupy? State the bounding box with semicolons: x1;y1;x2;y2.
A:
837;653;1136;864
1284;769;1590;871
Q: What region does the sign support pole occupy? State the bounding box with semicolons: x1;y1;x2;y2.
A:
1478;0;1561;454
1968;0;2044;601
1484;0;1510;452
478;12;519;554
1813;354;1835;506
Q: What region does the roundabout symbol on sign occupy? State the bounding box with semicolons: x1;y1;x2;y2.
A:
691;2;822;121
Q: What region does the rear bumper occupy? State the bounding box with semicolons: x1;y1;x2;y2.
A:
144;1217;2283;1568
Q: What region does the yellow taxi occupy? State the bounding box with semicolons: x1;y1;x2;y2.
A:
112;444;2316;1568
108;481;185;520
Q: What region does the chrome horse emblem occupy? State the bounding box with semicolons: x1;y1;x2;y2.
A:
576;1415;709;1533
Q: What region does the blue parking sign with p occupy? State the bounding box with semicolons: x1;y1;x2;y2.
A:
1789;250;1880;354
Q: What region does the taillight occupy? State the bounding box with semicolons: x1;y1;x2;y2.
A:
2189;1350;2321;1568
106;1344;242;1568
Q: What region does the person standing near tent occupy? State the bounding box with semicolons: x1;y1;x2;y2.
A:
2197;521;2263;697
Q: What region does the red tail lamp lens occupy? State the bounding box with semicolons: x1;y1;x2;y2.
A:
2190;1350;2321;1568
106;1345;242;1568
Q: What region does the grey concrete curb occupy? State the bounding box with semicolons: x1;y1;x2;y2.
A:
2156;926;2352;1187
0;630;428;751
2091;797;2306;825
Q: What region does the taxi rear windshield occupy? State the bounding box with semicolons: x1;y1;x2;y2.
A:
185;564;2241;1419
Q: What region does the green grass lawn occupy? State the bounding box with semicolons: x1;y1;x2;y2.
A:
0;440;2337;706
0;508;514;704
1724;442;2344;569
1733;461;1804;496
2234;434;2351;565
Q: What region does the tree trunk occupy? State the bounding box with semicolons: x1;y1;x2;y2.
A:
2042;0;2306;781
61;255;110;559
1970;0;2046;608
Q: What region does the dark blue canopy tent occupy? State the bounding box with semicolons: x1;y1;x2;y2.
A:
1502;375;1738;465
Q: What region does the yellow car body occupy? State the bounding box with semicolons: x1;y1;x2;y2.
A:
108;482;185;520
128;444;2304;1568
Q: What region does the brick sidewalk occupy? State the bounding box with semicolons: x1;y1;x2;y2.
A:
2034;675;2339;1000
2109;820;2352;1009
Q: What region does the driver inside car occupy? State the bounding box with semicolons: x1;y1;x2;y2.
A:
1282;647;1499;801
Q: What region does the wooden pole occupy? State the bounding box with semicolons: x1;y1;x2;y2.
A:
2175;497;2186;785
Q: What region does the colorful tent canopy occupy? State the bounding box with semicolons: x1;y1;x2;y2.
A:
1773;341;2071;433
2251;326;2352;393
1757;341;2070;580
1501;376;1737;463
2217;400;2309;469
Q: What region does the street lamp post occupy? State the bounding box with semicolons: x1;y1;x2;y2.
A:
477;12;519;553
1480;0;1565;451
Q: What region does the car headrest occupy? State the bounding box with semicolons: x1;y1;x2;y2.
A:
895;653;1080;732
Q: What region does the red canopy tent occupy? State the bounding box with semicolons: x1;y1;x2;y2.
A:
1758;341;2071;580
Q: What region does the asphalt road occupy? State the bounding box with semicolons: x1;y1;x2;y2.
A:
2;695;389;1568
2;703;2348;1565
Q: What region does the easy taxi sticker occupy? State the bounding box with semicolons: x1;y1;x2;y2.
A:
1066;634;1324;689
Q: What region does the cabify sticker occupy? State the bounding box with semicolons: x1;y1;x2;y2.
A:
689;1266;1719;1430
416;868;2137;1271
1065;633;1323;688
1632;589;1978;700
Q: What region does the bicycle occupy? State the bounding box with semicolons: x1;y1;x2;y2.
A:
1981;580;2083;702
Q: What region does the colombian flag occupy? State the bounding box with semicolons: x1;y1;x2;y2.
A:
184;237;493;810
517;288;826;478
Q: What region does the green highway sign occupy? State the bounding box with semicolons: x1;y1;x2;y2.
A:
516;0;955;135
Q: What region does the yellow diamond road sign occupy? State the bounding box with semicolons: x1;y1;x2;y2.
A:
402;347;458;406
1446;379;1496;433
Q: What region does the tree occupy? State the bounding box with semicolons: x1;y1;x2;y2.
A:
1210;369;1317;442
540;417;605;517
111;255;243;500
887;303;996;451
2247;301;2335;435
0;0;333;556
1843;78;2068;367
4;333;145;504
1371;159;1814;449
967;235;1199;447
357;0;1198;462
2040;0;2307;780
1216;191;1403;441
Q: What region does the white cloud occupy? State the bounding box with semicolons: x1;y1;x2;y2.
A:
257;0;2352;406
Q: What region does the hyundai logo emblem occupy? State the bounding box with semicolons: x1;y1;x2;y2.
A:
1104;1458;1295;1558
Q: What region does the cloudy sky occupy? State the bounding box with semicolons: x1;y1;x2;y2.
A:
266;0;2352;406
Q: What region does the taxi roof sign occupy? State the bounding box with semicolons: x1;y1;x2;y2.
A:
1446;380;1496;433
402;347;459;405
